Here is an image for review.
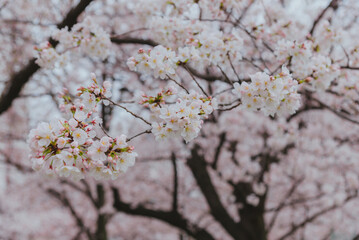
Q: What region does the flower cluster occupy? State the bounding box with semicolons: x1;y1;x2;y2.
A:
35;17;111;68
274;39;340;90
127;46;178;79
144;89;217;143
232;66;301;117
178;29;243;69
28;74;137;180
148;17;203;48
34;42;66;69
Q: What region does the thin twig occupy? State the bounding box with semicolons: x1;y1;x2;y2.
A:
184;65;209;97
227;53;240;83
166;75;189;94
99;124;111;137
218;101;241;111
111;28;148;38
312;97;359;125
104;98;151;125
217;65;233;85
126;129;152;142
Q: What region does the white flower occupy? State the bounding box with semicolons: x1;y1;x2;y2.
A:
34;122;55;147
57;137;67;148
116;134;127;149
58;166;84;181
82;92;97;111
68;118;78;128
99;136;111;152
72;129;88;145
31;157;45;171
232;82;241;98
88;141;107;162
74;109;87;121
115;152;137;173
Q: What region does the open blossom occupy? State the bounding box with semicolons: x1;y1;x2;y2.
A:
88;141;107;162
233;66;301;117
28;74;137;180
115;134;127;149
72;129;88;145
57;137;68;149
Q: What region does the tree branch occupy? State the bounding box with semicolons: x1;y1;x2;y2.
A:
309;0;340;36
171;152;178;212
47;188;94;240
112;187;215;240
278;193;357;240
211;132;226;169
0;0;94;115
186;144;243;239
110;37;157;46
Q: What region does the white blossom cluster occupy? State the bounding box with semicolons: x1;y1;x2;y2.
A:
143;88;218;143
178;29;243;69
232;66;301;117
127;29;243;79
35;17;111;69
127;46;178;79
274;39;340;90
28;74;137;180
148;17;203;48
34;42;67;69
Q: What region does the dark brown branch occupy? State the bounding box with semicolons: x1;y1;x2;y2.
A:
211;132;226;169
278;193;357;240
312;97;359;125
186;144;243;239
110;37;157;47
266;178;304;233
171;152;178;212
309;0;340;36
80;179;98;207
48;189;94;240
186;66;227;83
0;150;32;173
112;187;215;240
0;0;94;115
95;184;107;240
341;66;359;70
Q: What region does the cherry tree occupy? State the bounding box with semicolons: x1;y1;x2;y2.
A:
1;0;359;239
